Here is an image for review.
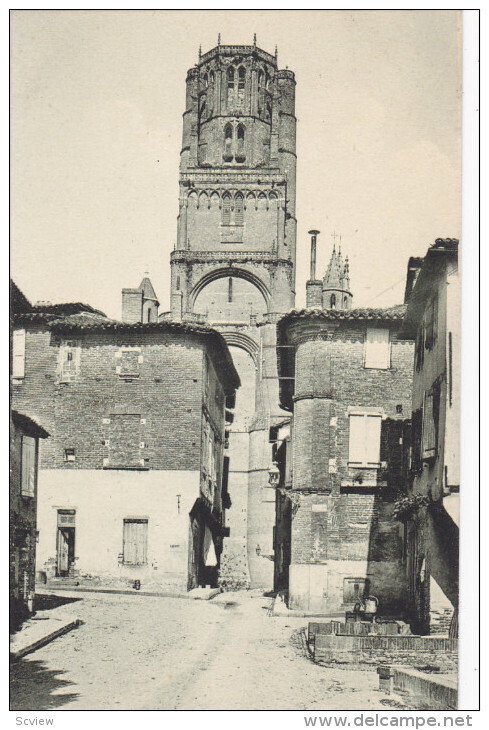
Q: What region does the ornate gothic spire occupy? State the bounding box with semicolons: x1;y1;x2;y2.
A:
322;235;353;310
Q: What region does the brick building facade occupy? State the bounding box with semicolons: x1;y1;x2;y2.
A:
11;297;239;592
167;41;297;589
274;243;414;615
400;239;459;635
10;282;49;629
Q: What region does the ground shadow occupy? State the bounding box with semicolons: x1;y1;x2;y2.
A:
34;593;83;611
10;657;79;710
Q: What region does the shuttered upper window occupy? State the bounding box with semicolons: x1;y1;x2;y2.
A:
364;328;391;369
123;519;148;565
422;385;440;459
12;329;26;379
21;435;36;497
348;413;382;467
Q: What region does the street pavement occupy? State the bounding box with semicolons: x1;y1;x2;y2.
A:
10;590;388;711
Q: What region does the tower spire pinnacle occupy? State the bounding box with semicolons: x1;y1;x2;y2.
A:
322;235;353;311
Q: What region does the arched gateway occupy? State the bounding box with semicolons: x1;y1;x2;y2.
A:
169;41;297;590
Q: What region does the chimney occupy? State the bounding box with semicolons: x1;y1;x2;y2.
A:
122;288;143;323
306;229;323;308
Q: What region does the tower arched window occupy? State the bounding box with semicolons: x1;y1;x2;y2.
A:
207;71;215;114
257;70;264;114
222;194;231;226
237;66;246;103
234;194;244;226
343;295;348;309
236;125;246;162
223;123;233;161
202;73;208;88
330;294;336;310
227;66;235;104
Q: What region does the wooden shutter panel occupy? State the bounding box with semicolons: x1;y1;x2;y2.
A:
123;520;147;565
422;391;436;456
365;415;382;466
365;328;390;369
21;436;36;496
13;329;26;378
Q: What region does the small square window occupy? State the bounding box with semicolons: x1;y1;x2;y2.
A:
64;448;76;462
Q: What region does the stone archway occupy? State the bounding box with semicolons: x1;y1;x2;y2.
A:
190;267;270;324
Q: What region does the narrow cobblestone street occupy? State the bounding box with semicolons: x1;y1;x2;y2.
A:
10;590;388;711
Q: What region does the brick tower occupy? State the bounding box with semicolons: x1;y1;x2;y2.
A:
169;39;297;589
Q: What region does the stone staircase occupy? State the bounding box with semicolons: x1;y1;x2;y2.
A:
429;608;453;635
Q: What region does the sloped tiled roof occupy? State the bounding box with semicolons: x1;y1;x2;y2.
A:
279;303;406;326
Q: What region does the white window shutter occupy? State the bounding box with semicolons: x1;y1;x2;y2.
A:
13;329;26;378
365;415;382;466
21;435;36;496
349;415;365;464
365;328;390;369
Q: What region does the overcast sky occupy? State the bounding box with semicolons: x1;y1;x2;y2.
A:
11;9;461;318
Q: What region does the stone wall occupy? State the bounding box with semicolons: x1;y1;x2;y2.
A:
12;329;208;472
313;634;458;672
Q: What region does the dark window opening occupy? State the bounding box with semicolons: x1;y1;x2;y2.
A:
223;124;233;162
330;294;336;309
228;277;233;303
236;126;246;162
227;66;235;104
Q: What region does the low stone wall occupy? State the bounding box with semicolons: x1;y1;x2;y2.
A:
393;667;458;710
308;620;406;642
313;634;458;672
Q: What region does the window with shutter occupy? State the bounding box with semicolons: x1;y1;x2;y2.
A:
415;325;425;371
365;328;391;369
12;329;26;379
422;389;438;459
21;435;36;497
424;297;438;351
348;413;382;467
123;519;148;565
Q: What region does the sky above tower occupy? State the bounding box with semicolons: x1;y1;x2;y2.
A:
11;10;461;317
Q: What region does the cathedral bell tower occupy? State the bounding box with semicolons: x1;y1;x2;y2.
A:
169;40;297;590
